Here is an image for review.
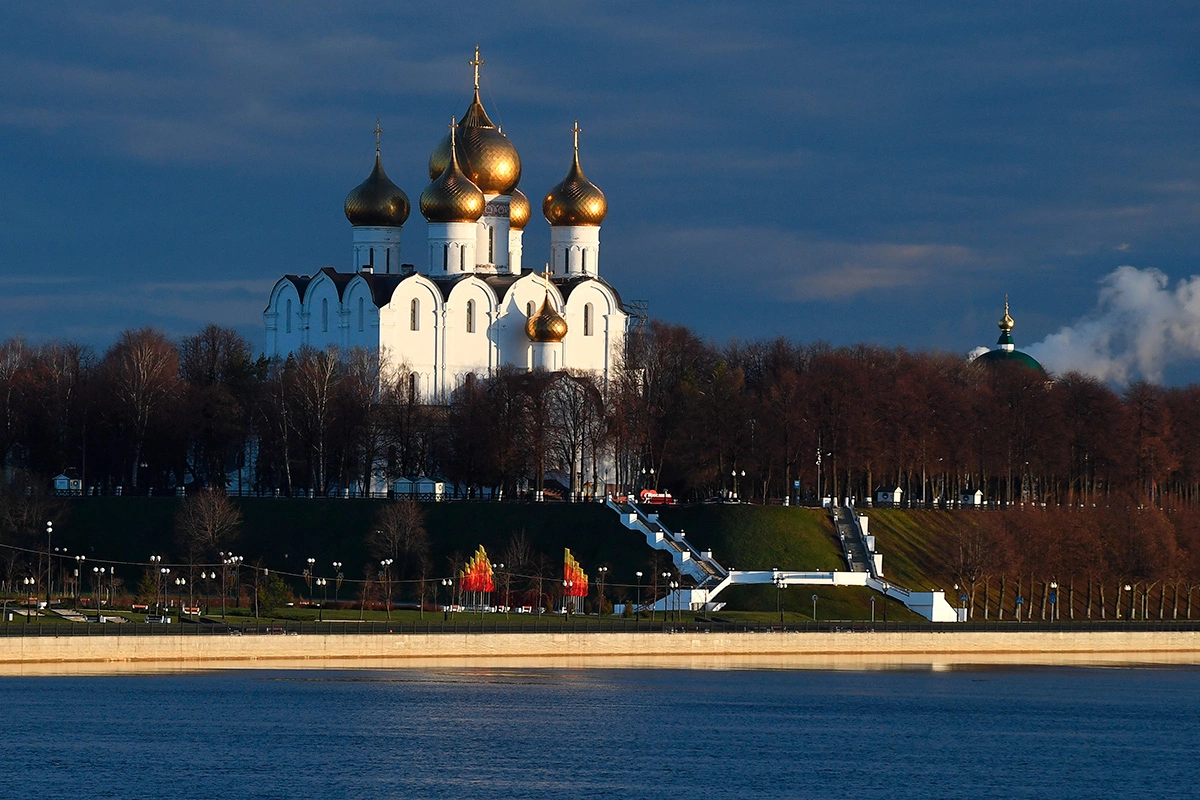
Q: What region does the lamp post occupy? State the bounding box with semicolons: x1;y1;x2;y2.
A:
73;554;86;610
440;578;452;619
563;580;573;618
45;520;53;610
773;572;786;625
870;595;876;624
159;567;170;616
315;577;327;622
174;577;186;622
23;577;36;622
635;571;643;621
332;562;344;602
496;562;507;618
150;555;161;610
227;555;243;610
597;566;608;617
1049;581;1059;621
380;559;393;620
1122;583;1132;620
661;572;670;622
306;557;316;604
812;593;819;623
668;580;679;624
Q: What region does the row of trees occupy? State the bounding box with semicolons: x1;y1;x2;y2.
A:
3;321;1200;507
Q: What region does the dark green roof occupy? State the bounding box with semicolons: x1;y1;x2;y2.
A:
976;348;1045;373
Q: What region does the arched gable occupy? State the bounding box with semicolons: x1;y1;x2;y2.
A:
266;277;306;356
562;278;625;378
379;273;442;399
302;271;344;351
496;272;566;369
445;276;500;378
342;274;381;352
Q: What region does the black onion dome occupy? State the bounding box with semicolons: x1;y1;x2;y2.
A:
345;153;410;227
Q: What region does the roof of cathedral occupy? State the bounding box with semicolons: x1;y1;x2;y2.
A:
420;122;485;223
526;292;568;343
974;298;1045;374
344;147;410;228
427;49;522;196
509;188;531;230
543;122;607;227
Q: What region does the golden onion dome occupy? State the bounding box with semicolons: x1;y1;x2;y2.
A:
999;296;1015;332
509;188;531;230
345;151;410;227
420;122;485;223
543;122;607;226
525;293;568;343
428;89;522;196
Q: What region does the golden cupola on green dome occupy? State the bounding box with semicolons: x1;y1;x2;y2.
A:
420;120;485;223
509;187;531;230
525;292;568;343
427;47;522;196
344;125;410;227
543;121;607;226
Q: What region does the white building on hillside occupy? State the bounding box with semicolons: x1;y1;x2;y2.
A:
263;49;628;401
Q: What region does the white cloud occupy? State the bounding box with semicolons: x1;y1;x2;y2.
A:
1027;265;1200;384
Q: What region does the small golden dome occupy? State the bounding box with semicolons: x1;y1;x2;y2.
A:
543;122;606;226
509;188;531;230
525;293;568;343
420;122;485;223
345;151;410;227
428;90;522;195
999;297;1015;332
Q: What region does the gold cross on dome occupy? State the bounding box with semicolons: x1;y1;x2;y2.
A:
572;120;581;154
373;120;383;152
471;45;484;90
541;264;553;286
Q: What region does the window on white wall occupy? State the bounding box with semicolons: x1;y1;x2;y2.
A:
584;303;593;336
358;297;364;332
460;247;466;271
322;298;329;332
443;244;449;271
466;300;475;333
488;227;494;263
286;299;292;333
410;298;419;331
526;301;535;318
408;372;418;402
582;250;588;273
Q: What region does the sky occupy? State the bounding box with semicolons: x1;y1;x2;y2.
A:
1;2;1198;384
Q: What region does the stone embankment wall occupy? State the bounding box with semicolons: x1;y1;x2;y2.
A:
2;631;1200;675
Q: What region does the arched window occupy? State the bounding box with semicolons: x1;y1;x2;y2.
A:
460;247;467;271
322;298;329;332
369;247;375;267
488;226;494;263
443;244;449;271
466;300;475;333
408;372;418;402
358;297;364;332
285;299;292;333
565;247;570;271
584;303;593;336
386;249;391;271
410;298;420;331
526;301;535;318
582;249;588;273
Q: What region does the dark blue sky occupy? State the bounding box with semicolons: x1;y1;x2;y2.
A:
1;2;1198;382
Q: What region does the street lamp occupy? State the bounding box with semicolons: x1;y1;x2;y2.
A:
380;559;394;620
668;580;679;624
773;572;787;625
812;593;819;623
45;520;53;610
870;595;876;624
73;554;86;610
661;572;670;622
496;562;508;618
332;561;344;602
174;577;187;621
306;557;316;604
315;577;327;622
441;577;453;619
563;580;573;617
597;566;609;617
159;567;171;616
635;571;643;621
23;577;36;623
1050;581;1059;621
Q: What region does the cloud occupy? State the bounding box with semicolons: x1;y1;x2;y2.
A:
1026;266;1200;384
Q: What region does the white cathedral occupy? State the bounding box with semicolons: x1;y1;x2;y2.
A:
264;50;628;401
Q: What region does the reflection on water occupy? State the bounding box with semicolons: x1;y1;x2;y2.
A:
2;665;1198;799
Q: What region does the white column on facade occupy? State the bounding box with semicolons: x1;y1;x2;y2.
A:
509;229;524;274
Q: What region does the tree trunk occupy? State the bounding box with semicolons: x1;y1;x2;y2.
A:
1099;583;1106;619
998;577;1005;621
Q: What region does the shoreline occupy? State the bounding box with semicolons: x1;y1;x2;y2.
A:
2;630;1200;676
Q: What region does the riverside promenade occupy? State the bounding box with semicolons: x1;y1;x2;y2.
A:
3;628;1200;675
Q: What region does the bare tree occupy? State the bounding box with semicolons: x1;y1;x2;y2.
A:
104;329;180;489
368;499;429;586
174;489;242;563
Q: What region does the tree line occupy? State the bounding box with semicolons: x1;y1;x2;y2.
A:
1;320;1199;508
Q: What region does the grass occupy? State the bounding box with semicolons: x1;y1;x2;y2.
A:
40;499;962;616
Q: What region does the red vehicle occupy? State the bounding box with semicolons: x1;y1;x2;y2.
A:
639;488;676;505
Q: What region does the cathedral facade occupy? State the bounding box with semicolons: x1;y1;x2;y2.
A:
264;50;628;402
